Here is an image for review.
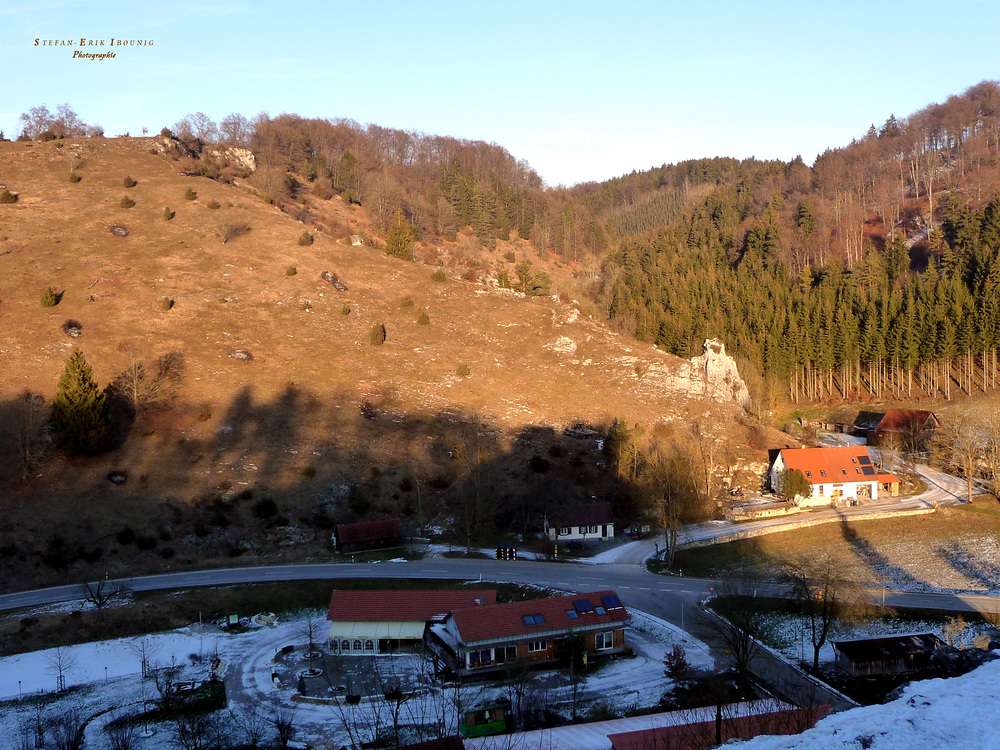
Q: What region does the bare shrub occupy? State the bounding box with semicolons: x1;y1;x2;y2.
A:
215;221;250;244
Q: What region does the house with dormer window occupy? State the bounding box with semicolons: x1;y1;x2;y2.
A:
427;590;630;677
768;446;900;507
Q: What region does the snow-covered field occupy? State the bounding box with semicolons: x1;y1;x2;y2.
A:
0;607;710;749
761;610;996;667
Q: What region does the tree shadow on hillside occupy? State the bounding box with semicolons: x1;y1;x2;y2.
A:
837;517;924;590
0;385;638;591
934;541;1000;592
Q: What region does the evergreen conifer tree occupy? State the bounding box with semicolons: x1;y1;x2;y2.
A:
50;350;112;454
383;210;415;260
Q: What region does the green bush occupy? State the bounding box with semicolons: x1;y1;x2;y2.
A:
285;265;297;276
504;250;516;263
341;304;351;316
431;269;446;282
369;323;387;346
120;195;135;209
0;189;17;204
123;176;137;188
184;187;197;201
163;206;175;220
160;297;174;311
207;199;221;210
400;295;414;307
69;172;82;183
298;230;314;246
417;311;430;325
41;286;60;307
456;364;471;377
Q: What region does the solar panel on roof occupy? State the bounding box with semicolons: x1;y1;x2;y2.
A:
573;598;594;613
601;594;623;610
858;456;871;465
862;466;876;476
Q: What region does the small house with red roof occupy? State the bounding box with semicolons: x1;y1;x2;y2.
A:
327;589;496;654
427;590;630;677
544;502;615;542
769;446;900;507
334;518;403;554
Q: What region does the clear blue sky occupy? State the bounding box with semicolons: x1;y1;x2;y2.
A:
3;1;999;186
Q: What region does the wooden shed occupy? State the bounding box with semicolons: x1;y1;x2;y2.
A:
833;633;943;677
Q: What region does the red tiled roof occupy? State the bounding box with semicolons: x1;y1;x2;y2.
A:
779;446;881;485
335;518;402;545
875;408;939;434
450;590;629;644
327;589;496;623
609;706;831;750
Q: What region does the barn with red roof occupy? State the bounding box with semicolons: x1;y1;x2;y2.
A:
769;446;900;506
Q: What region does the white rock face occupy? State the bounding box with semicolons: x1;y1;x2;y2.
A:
683;338;751;408
546;336;578;354
222;147;256;173
637;338;750;409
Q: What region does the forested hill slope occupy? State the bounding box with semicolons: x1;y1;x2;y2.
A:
594;81;1000;406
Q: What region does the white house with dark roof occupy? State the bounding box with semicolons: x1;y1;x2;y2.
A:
544;502;615;542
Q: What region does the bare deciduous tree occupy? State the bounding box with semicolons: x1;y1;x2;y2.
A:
46;646;78;692
109;346;185;415
81;578;126;610
782;553;862;672
701;579;773;685
214;220;251;244
105;711;140;750
271;707;298;749
230;703;269;748
0;391;49;480
49;707;86;750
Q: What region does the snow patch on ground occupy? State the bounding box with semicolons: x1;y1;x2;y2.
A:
729;656;1000;750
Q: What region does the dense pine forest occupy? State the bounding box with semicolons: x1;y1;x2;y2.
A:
591;81;1000;404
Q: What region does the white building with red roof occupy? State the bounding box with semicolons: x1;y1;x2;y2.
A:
326;589;496;655
428;590;630;677
769;446;900;507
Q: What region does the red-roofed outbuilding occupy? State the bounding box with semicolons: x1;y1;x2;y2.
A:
327;589;496;655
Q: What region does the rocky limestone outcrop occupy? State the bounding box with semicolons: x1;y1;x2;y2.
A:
635;338;750;409
688;338;751;408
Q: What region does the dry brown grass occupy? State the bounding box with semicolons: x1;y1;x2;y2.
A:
0;137;753;592
675;503;1000;592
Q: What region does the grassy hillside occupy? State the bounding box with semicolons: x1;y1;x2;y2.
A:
0;137;756;592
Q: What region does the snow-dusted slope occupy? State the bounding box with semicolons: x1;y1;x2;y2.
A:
731;657;1000;750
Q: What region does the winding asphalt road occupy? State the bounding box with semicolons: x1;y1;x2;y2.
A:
3;557;998;712
0;454;987;713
